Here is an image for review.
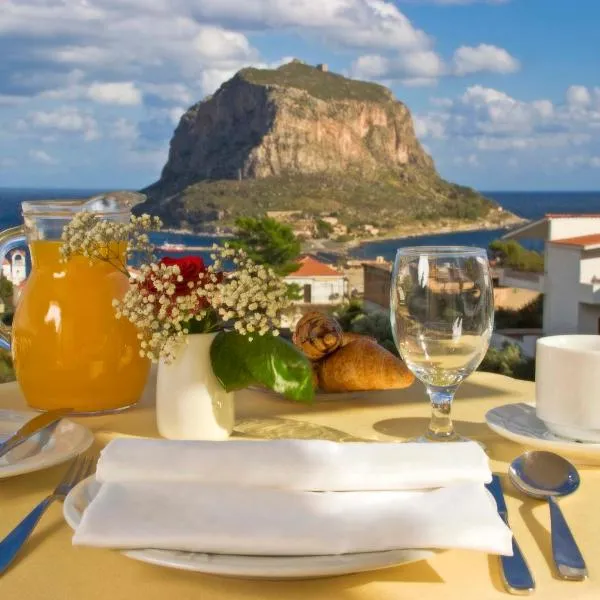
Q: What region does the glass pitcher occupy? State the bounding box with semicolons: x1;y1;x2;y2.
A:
0;192;151;414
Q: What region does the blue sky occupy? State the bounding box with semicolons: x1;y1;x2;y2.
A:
0;0;598;191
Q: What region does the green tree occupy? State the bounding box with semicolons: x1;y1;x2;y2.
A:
230;217;301;276
0;275;13;315
0;275;15;383
479;343;536;381
489;240;544;273
315;219;334;239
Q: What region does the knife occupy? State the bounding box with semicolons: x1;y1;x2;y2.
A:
486;474;535;595
0;409;72;459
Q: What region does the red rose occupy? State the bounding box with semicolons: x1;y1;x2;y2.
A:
159;256;206;296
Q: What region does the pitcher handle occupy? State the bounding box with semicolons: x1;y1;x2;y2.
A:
0;226;27;351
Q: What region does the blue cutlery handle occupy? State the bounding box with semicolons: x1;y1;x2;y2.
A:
549;496;587;580
500;528;535;594
0;497;54;574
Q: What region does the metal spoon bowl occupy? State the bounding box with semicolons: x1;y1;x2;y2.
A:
509;451;580;499
509;450;587;581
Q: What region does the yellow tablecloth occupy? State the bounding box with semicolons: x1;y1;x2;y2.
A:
1;372;599;600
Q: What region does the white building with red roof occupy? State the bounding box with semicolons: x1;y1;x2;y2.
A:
285;255;347;305
503;214;600;335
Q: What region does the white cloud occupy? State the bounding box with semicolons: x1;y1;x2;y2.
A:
192;0;430;52
168;107;186;126
416;84;600;154
110;118;139;141
25;106;100;141
352;43;518;86
352;50;444;86
0;0;432;106
452;44;520;76
143;83;193;105
41;77;143;106
193;26;254;61
566;85;592;107
414;115;447;139
29;149;57;165
87;82;142;106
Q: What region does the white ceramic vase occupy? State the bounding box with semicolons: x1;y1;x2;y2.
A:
156;332;234;440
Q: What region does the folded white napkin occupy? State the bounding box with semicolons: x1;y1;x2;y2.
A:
73;481;513;556
96;438;492;491
75;438;512;556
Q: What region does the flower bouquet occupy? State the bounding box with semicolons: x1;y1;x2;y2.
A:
60;212;314;438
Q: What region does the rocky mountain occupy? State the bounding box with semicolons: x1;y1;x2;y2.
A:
141;61;512;231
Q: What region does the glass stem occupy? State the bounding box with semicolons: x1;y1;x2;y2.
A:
426;385;458;441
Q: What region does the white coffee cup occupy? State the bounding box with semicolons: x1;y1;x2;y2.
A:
536;335;600;443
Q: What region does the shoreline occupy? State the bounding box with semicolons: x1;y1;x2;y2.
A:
158;228;233;238
304;215;527;257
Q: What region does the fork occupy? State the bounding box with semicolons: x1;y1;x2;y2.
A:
0;454;95;574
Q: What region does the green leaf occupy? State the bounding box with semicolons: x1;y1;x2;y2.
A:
210;331;315;403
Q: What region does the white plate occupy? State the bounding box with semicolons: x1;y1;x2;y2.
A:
0;410;94;479
64;476;435;580
485;402;600;466
251;385;400;403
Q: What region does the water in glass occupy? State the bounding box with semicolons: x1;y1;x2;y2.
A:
391;246;494;442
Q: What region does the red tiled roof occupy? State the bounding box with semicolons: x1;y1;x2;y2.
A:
551;233;600;248
545;213;600;219
286;256;341;278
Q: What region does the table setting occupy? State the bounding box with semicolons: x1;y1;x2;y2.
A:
0;193;599;600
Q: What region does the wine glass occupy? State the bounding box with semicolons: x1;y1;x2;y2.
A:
390;246;494;442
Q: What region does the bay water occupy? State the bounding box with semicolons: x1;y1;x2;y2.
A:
1;188;600;262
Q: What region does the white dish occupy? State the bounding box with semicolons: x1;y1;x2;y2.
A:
252;385;398;403
485;402;600;466
0;410;94;479
64;476;435;580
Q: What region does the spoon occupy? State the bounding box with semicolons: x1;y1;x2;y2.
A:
509;451;587;581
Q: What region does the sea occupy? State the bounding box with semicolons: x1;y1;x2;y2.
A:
1;188;600;262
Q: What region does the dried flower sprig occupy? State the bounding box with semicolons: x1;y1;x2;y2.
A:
208;245;289;337
60;212;162;276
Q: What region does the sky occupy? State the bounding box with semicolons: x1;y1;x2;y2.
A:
0;0;599;191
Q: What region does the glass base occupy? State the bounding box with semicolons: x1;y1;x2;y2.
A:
408;432;470;443
406;433;486;451
30;401;138;417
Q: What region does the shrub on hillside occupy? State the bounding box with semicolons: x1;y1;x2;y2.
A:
490;240;544;273
479;343;535;381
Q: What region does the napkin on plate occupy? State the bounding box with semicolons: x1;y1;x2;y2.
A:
73;438;512;556
96;438;492;491
73;481;513;556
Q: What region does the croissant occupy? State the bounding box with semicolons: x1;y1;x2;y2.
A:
340;331;376;347
293;312;343;360
316;337;415;392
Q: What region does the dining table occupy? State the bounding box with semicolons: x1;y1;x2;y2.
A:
1;370;599;600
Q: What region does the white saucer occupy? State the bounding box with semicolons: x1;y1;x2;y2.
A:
0;410;94;479
485;403;600;466
64;476;434;580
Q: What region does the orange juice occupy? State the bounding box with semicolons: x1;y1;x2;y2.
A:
12;240;150;413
